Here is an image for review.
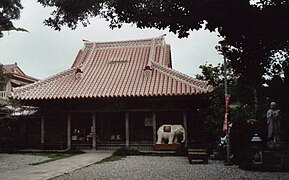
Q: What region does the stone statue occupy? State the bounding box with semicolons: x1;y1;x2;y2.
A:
267;102;281;143
156;124;185;144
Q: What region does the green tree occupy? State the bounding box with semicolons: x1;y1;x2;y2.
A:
0;0;27;38
0;64;8;91
197;62;266;162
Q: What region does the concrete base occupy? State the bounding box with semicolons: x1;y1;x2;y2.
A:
240;150;289;172
154;143;180;151
267;142;286;150
263;150;289;168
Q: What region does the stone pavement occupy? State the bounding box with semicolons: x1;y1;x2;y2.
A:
0;150;113;180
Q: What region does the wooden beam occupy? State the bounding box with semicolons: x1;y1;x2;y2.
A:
152;112;156;144
92;113;97;150
125;112;129;147
65;108;194;113
183;111;188;147
41;116;44;145
67;113;71;150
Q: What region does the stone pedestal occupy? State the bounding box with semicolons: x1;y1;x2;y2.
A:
267;142;286;150
154;143;180;151
263;150;289;168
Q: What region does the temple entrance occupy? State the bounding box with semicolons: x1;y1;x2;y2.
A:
97;112;125;145
71;113;93;148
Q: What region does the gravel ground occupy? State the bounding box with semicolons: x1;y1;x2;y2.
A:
54;156;289;180
0;153;49;174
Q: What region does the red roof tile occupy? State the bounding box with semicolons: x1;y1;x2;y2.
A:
11;36;213;100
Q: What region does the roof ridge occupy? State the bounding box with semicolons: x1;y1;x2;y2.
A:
3;64;17;68
151;61;213;92
81;43;97;69
84;36;166;49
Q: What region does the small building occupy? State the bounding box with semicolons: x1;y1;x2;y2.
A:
1;63;38;100
11;36;213;150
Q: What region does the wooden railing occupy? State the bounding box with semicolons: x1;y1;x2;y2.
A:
0;91;7;99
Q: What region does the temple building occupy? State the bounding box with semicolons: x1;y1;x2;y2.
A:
1;63;38;100
11;36;213;150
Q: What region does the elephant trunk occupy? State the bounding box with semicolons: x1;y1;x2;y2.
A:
181;130;186;143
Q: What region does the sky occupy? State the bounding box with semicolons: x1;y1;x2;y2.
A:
0;0;223;79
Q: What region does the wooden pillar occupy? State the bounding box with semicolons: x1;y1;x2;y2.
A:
183;111;188;147
152;112;157;144
92;113;97;150
125;112;129;147
67;113;71;150
40;116;44;145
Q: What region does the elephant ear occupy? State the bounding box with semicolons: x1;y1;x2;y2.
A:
163;125;171;132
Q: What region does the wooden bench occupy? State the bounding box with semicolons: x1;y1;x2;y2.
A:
187;149;208;164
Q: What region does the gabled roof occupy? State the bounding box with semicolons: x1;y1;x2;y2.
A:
4;63;24;74
3;63;39;84
11;36;213;100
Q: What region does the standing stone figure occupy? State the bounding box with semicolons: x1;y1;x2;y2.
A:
267;102;281;142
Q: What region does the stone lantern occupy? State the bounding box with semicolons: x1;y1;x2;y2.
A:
251;133;263;165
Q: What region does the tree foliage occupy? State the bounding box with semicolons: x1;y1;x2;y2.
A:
196;63;255;132
37;1;287;38
196;62;271;162
0;64;8;91
198;58;289;160
0;0;27;38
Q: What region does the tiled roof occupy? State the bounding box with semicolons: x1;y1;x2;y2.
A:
11;36;213;100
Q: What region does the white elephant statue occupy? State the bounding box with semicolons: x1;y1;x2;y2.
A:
156;124;186;144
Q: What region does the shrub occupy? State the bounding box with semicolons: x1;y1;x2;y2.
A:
113;147;141;156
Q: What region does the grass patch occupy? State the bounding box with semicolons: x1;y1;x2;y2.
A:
113;147;141;156
17;151;83;166
112;147;186;158
96;147;141;165
96;155;123;164
30;153;79;166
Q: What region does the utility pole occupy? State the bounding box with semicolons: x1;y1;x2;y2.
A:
218;40;232;165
